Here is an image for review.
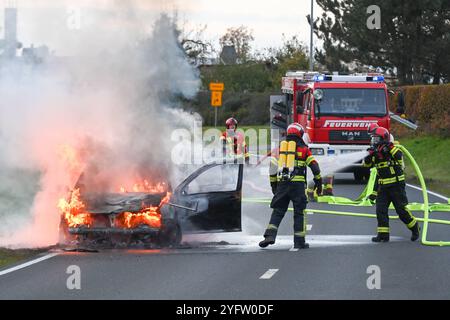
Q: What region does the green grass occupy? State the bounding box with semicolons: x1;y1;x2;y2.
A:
0;248;47;269
400;136;450;197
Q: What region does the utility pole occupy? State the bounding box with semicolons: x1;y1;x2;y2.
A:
309;0;314;71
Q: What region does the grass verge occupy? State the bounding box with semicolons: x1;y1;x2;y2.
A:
400;136;450;198
0;248;47;270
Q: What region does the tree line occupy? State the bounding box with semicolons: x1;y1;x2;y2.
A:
175;1;449;124
179;0;449;90
313;0;450;85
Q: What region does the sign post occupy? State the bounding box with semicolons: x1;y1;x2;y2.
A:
210;82;224;128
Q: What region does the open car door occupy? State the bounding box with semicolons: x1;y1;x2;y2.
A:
172;163;243;233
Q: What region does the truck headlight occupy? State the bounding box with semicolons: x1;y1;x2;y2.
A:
310;148;325;156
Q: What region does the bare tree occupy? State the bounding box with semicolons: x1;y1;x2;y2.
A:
179;22;215;66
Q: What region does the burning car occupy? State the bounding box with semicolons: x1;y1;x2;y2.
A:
58;163;243;247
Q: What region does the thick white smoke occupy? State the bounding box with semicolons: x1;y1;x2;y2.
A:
0;3;200;248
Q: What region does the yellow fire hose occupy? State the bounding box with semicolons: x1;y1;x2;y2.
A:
243;145;450;247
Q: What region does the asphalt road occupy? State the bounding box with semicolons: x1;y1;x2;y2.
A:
1;170;449;300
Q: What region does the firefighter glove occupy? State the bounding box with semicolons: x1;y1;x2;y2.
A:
377;144;390;156
314;178;323;196
367;146;376;155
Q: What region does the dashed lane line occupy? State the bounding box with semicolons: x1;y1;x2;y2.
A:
260;269;279;279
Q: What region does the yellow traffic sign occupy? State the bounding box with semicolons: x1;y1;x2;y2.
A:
210;82;225;92
211;91;223;107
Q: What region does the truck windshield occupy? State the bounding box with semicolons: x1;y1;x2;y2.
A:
316;89;387;116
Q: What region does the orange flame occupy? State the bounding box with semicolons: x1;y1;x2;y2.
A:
58;189;93;228
59;188;170;230
118;209;161;229
116;193;170;229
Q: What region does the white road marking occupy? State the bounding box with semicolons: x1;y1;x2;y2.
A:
0;253;59;277
260;269;279;279
406;184;448;201
289;248;299;252
307;224;313;231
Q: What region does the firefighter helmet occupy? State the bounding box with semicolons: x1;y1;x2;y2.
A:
367;123;379;135
226;118;238;130
370;127;390;146
287;123;305;138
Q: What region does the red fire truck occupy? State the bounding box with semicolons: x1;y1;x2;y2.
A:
270;71;392;181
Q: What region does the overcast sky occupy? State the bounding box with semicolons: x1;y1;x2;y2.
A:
1;0;323;55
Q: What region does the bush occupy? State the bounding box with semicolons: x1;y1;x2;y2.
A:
390;84;450;138
184;91;272;126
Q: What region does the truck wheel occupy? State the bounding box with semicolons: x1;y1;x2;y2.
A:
158;220;182;248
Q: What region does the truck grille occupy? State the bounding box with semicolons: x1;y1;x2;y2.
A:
329;130;370;142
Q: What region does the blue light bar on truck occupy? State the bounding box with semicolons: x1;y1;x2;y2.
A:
313;74;385;82
314;75;325;81
313;75;332;81
371;75;385;82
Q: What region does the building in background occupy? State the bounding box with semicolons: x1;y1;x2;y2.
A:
1;5;20;59
1;5;52;65
220;46;237;65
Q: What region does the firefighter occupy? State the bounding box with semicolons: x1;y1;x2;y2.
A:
221;117;250;164
260;123;322;249
366;123;396;203
366;123;380;203
364;126;420;242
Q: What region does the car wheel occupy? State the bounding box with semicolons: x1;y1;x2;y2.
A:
158;219;182;248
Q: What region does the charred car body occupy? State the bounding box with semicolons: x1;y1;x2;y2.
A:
59;163;243;247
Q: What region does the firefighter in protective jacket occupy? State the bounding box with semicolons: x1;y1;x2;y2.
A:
221;117;250;164
260;123;322;249
364;126;420;242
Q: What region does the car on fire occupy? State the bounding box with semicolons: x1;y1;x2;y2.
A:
59;163;244;248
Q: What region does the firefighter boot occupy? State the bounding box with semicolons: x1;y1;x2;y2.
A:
259;235;276;248
410;223;420;242
294;237;310;249
372;233;390;243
